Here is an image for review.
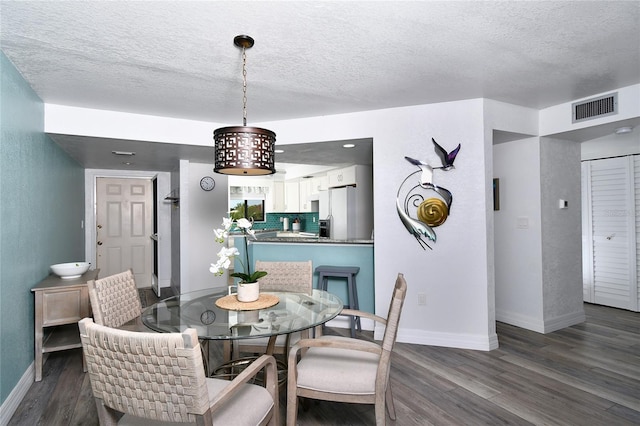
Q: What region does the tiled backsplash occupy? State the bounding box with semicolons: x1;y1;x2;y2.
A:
252;212;320;233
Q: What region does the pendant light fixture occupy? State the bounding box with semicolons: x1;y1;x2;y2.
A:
214;35;276;175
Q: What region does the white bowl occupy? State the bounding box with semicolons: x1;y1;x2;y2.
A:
50;262;91;279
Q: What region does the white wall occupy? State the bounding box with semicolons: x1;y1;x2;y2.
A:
540;84;640;136
266;99;498;349
581;130;640;160
170;168;181;293
179;161;229;293
493;138;544;328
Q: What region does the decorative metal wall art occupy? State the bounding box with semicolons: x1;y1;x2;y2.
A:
397;138;461;250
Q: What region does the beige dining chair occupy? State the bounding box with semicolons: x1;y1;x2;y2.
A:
286;272;408;426
79;318;279;425
87;269;218;373
87;268;145;330
226;261;313;362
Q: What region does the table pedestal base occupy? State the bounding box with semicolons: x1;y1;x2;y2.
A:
211;356;288;387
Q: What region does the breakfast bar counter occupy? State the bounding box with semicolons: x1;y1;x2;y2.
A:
256;236;373;244
233;235;374;316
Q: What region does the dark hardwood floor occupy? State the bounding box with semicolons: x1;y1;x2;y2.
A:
9;293;639;425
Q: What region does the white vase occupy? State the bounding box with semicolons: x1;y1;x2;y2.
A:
236;281;260;302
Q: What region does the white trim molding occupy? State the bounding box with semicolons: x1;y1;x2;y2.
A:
0;363;34;426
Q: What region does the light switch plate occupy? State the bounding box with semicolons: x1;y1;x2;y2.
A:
517;217;529;229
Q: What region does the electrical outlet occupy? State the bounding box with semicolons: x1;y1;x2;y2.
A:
417;293;427;306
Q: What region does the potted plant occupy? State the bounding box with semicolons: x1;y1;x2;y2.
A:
209;217;267;302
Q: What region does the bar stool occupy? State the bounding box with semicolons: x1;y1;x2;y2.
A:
315;265;361;337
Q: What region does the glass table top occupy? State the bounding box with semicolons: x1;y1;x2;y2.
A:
141;287;343;340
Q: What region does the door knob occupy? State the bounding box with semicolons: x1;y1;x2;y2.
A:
97;224;102;229
97;241;103;246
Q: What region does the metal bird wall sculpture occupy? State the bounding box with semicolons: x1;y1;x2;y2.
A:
397;138;461;250
404;156;434;186
432;138;461;170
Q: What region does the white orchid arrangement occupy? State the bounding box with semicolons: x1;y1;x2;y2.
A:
209;217;267;284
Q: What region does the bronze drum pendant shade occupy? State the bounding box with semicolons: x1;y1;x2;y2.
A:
214;126;276;175
214;35;276;176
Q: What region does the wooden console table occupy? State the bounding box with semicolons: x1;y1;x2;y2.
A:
31;269;99;381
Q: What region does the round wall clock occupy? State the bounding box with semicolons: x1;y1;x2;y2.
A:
200;309;216;325
200;176;215;191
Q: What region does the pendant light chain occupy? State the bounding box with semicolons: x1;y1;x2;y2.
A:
242;46;248;127
214;34;276;176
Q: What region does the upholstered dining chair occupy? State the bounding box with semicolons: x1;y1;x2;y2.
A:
226;261;313;362
87;269;145;330
286;273;408;426
79;318;279;426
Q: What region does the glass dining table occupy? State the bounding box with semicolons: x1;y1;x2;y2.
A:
141;287;343;378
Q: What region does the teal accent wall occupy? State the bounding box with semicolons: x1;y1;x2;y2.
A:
0;52;84;404
233;237;374;313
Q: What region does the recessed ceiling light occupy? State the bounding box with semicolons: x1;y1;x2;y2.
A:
614;126;633;135
122;161;134;165
343;143;355;148
275;149;285;154
112;151;136;156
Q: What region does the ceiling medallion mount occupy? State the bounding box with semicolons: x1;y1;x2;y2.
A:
214;34;276;176
234;34;254;49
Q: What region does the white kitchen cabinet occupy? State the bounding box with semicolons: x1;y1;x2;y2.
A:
273;181;285;211
327;165;373;189
284;181;300;212
328;165;358;188
310;175;328;194
299;179;313;212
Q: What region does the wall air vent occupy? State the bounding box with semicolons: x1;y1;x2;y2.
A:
572;92;618;123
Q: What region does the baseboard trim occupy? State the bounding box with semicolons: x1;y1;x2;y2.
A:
542;310;586;333
496;309;546;333
497;308;586;334
329;318;499;350
0;362;34;426
395;327;499;351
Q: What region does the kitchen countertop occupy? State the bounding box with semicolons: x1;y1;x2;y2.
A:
232;229;373;244
255;236;373;244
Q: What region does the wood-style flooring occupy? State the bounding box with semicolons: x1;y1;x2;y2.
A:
9;291;639;425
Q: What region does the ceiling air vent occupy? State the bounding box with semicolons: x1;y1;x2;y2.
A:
572;92;618;123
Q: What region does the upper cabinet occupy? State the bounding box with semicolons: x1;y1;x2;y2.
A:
328;165;369;188
310;175;329;194
298;179;312;212
284;179;313;212
274;166;370;213
273;181;285;212
284;181;300;213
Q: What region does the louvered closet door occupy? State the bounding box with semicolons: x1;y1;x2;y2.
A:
583;156;638;311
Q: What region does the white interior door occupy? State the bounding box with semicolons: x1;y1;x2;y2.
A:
96;177;153;288
583;156;638;311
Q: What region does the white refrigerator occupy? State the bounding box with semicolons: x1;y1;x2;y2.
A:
319;186;356;240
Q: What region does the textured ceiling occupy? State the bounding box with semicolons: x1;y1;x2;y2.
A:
1;1;639;171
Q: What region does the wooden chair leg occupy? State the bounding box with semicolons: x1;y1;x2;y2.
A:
286;387;299;426
385;384;396;420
